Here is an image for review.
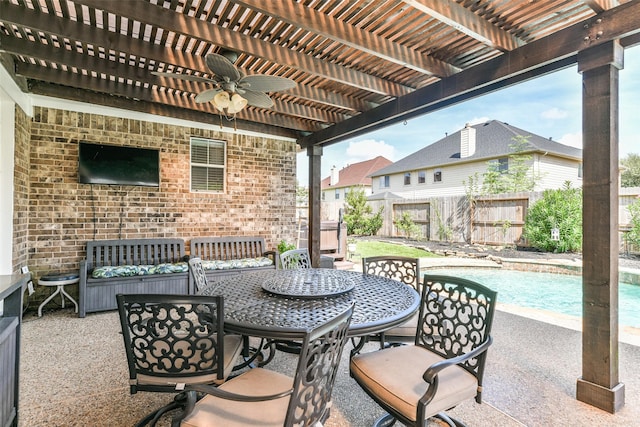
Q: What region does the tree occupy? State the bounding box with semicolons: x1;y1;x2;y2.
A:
621;153;640;187
482;135;539;194
343;187;384;236
296;181;308;205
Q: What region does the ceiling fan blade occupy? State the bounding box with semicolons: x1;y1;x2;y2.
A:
194;88;223;103
239;75;296;92
241;90;274;108
205;53;242;82
152;71;216;85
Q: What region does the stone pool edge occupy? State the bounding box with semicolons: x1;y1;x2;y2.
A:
420;255;640;286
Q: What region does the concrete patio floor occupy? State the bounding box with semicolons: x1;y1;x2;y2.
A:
18;298;640;426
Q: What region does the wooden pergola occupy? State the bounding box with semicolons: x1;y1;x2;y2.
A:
2;0;639;413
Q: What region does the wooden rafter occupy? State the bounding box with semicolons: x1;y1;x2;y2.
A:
234;0;460;77
401;0;525;51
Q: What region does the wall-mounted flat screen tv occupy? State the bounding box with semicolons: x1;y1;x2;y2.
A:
78;142;160;187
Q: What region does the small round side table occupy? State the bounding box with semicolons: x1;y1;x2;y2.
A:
38;272;79;317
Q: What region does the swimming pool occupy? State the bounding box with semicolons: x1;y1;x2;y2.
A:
426;268;640;328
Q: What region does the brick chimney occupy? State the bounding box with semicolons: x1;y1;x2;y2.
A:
330;165;339;186
460;123;476;158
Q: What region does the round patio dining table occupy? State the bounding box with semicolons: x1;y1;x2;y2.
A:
199;268;420;340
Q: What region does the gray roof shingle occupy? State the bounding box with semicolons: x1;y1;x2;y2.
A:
372;120;582;176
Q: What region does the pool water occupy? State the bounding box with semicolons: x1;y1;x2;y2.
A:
427;268;640;328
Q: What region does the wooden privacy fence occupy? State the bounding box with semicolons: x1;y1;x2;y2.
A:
367;188;640;248
471;195;534;245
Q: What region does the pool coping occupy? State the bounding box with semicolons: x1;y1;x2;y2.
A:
421;255;640;284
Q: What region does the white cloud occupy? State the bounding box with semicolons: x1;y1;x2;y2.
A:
450;117;489;133
541;107;568;120
465;116;490;126
345;139;397;162
558;132;582;149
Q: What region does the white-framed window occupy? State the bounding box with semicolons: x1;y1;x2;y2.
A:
190;137;226;192
418;171;426;184
404;172;411;185
434;169;442;182
335;189;340;200
578;163;583;178
379;175;390;188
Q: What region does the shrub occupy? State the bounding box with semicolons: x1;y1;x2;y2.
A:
277;239;296;253
523;182;582;253
394;212;421;239
344;187;384;236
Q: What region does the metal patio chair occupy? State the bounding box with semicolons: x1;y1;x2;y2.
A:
350;275;497;427
278;248;312;269
362;256;421;348
176;304;355;427
116;293;244;427
187;257;209;293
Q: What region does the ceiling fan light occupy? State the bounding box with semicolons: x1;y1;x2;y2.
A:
212;91;230;111
229;93;248;113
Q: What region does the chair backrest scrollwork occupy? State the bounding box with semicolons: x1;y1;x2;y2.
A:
116;294;226;392
188;257;209;293
419;275;497;401
279;248;312;270
362;256;420;291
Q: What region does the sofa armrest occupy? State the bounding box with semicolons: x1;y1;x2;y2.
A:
79;259;88;318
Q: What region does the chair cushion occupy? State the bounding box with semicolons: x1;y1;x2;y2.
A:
201;257;274;270
382;312;418;340
181;367;293;427
91;262;188;278
350;345;478;422
137;334;243;387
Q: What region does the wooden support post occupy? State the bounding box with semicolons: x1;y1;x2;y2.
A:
576;40;625;413
307;145;322;267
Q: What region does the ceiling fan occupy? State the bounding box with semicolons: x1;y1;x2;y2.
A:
153;50;296;119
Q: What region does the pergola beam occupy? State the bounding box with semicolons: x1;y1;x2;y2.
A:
28;81;299;138
17;62;314;133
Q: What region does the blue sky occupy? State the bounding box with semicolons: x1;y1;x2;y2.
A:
297;45;639;186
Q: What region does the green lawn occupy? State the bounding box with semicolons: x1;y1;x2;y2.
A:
348;240;439;262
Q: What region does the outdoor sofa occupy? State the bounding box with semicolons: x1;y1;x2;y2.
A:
78;238;189;317
78;236;277;317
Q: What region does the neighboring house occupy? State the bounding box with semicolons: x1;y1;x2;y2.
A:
321;156;392;220
370;120;582;198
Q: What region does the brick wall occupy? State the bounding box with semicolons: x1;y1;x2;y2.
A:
12;105;30;273
24;107;297;285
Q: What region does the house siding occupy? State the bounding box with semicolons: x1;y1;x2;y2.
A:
374;155;581;199
19;106;297;300
533;154;582;190
377;161;492;198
